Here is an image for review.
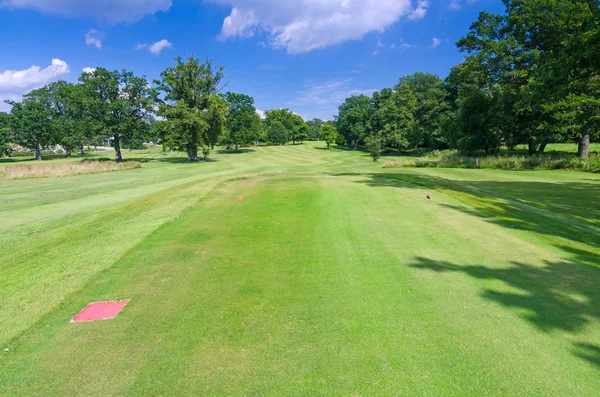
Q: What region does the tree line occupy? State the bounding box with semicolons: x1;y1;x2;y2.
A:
336;0;599;159
0;56;337;162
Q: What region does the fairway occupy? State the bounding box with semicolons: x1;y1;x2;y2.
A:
1;144;600;395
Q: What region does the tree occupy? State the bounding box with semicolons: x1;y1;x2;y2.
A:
155;56;226;161
365;134;383;161
457;0;600;157
370;87;415;154
46;81;90;157
0;112;10;157
223;92;262;151
7;87;55;160
264;109;307;145
396;73;447;148
80;68;155;162
266;120;289;146
320;124;338;149
306;118;324;140
336;94;372;149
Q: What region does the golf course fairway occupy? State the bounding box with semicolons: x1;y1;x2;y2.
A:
1;144;599;395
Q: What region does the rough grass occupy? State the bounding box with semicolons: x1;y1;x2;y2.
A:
0;160;141;179
1;143;599;395
384;153;600;173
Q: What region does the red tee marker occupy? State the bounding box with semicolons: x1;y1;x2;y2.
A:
427;195;434;200
238;196;243;202
71;299;130;323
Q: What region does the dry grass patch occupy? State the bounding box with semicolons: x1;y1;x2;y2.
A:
0;160;141;179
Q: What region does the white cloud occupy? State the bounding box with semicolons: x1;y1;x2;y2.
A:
216;0;418;54
408;0;429;20
449;0;461;10
82;67;96;74
256;109;266;119
0;59;70;109
148;39;172;55
297;79;375;106
85;29;102;49
372;39;385;55
431;37;441;48
1;0;172;24
134;39;172;55
218;8;258;40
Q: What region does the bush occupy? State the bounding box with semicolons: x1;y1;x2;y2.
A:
384;153;600;173
9;151;34;157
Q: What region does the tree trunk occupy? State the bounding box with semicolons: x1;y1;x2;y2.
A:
354;139;359;150
35;141;41;161
235;144;239;152
527;140;538;155
538;142;547;154
578;131;590;159
114;135;123;163
80;145;85;156
66;147;71;158
188;147;199;162
326;142;330;150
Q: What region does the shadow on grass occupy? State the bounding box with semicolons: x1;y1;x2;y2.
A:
341;172;600;250
409;255;600;367
124;156;218;164
215;148;256;154
574;343;600;367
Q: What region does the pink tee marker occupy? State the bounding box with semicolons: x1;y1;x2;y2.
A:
70;299;130;323
427;195;434;200
238;196;243;202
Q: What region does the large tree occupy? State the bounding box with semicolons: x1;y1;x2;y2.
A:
336;94;372;149
155;56;226;161
396;73;447;148
79;68;155;162
6;87;55;160
223;92;262;151
457;0;600;157
46;81;91;157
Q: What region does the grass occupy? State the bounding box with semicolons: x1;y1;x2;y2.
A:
1;142;599;395
0;160;141;179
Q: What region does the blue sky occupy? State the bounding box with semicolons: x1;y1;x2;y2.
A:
0;0;504;119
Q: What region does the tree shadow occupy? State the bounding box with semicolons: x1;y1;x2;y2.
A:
344;172;600;250
574;343;600;367
409;256;600;367
215;148;256;154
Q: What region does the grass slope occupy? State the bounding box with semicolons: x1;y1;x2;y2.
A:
1;143;599;395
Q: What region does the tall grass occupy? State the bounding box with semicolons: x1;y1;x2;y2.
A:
384;153;600;173
0;160;141;180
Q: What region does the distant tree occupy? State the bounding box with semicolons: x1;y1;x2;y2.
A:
336;94;372;149
155;56;226;161
79;68;155;162
306;118;324;140
0;112;10;156
267;120;289;145
6;87;55;160
223;92;262;151
365;134;383;161
264;108;307;145
320;124;338;149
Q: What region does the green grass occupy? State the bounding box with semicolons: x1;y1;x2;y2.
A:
1;142;599;395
